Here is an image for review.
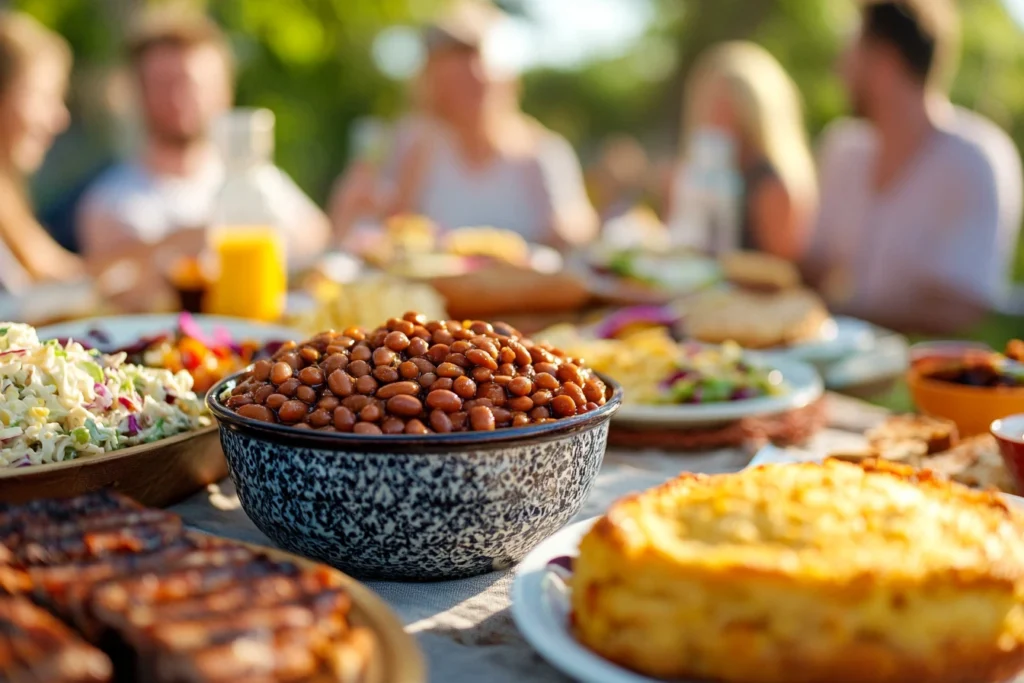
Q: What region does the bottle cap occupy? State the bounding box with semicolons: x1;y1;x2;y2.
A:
214;108;275;166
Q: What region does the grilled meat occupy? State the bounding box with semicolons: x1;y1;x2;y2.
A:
0;596;111;682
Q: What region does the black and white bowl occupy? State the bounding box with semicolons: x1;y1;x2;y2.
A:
206;373;622;581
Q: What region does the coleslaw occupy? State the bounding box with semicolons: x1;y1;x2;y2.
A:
0;323;206;468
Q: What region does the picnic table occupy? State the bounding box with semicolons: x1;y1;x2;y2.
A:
172;394;889;683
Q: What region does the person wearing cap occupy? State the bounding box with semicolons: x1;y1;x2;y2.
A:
330;0;598;250
76;9;329;275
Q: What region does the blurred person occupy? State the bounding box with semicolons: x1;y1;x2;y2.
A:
587;135;652;223
805;0;1022;333
330;0;598;249
0;12;87;292
77;9;329;273
668;42;818;262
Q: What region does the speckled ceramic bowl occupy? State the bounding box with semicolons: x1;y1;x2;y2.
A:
207;373;622;581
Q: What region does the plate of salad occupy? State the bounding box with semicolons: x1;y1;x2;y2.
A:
38;313;299;394
0;321;239;505
537;324;823;429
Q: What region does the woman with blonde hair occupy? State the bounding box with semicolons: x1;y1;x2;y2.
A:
0;12;86;292
672;41;817;261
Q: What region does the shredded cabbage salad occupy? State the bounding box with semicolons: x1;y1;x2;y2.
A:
0;323;206;468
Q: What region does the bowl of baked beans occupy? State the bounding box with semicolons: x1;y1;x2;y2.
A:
206;312;622;580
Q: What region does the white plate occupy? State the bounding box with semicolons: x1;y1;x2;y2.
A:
613;356;823;429
513;499;1024;683
760;316;876;365
37;314;300;349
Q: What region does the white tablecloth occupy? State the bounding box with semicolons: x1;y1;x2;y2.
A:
171;395;887;682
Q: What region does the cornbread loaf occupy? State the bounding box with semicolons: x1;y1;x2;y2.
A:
572;459;1024;683
684;287;829;349
866;414;958;454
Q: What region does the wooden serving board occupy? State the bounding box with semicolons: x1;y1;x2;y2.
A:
223;534;427;683
0;426;227;507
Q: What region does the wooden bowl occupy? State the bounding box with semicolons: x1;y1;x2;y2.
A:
0;426;226;507
907;364;1024;437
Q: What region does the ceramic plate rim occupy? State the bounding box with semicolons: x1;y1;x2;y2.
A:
36;314;301;347
761;316;876;363
612;356;823;427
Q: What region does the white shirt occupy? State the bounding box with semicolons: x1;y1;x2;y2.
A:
808;109;1022;321
77;154;326;267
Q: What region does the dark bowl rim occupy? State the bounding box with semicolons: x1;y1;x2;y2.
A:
206;370;623;452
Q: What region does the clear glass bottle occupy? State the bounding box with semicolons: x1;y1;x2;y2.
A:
203;108;288;321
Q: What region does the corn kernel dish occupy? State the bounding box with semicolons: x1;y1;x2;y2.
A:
572;459;1024;683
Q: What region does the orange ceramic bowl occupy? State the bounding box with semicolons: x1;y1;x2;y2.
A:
907;362;1024;437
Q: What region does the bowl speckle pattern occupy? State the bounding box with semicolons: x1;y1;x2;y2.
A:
218;420;611;580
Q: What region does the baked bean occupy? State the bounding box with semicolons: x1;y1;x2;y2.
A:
359;402;383;422
430;410;453;433
278;340;298;352
535;372;559;391
298;366;324;386
492;375;513;387
510;341;532;367
277;378;301;397
407;337;430;357
473;338;499;359
562;382;587;408
318;425;338;432
446;353;470;370
469;406;495;431
300;347;320;363
326;344;349;355
381;417;405;435
496;363;514;377
342;327;364;341
350;345;372;362
333;406;356;431
512;412;530;428
321;354;348;375
507;396;534;412
582;402;599;413
530;390;552;407
387;394;423;417
426;389;462;412
426;344;450;364
403;311;427;325
348;360;370;378
385;331;411;352
450;411;468;431
405;419;429;435
557;364;583;386
453;376;477;399
226;395;254;408
372;347;397;367
265;393;288;411
583;379;606;404
471;367;493;383
534;362;559;377
308;409;332;428
491;407;512;424
530;406;552;421
279;352;301;371
411;326;432;341
410;358;436;374
237;403;275;422
231;384;248;396
499;347;516;364
530;347;556;364
550;395;577;417
450;340;472;355
469;321;493;335
477;382;506;405
465;349;498;371
418;372;438;389
253;384;275;404
452;327;472;341
355;375;378;395
431;328;453;345
317;395;340;412
252;359;272;382
463;398;491;411
328;370;354;397
493;321;520;337
399;361;420;380
373;365;399;383
376;381;420;399
395;320;417;336
296;385;318;404
369;330;388;348
353;422;383;435
342;395;371;412
508;376;533;396
430;377;454;392
270;362;293;385
292;422;312;430
436;362;465;379
279;400;309;423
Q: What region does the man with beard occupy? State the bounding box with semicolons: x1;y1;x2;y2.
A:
804;0;1022;333
78;10;328;274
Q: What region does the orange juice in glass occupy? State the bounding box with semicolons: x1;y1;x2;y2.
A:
204;226;286;321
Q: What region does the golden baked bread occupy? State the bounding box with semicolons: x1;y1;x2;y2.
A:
572;459;1024;683
720;250;802;291
684;287;829;349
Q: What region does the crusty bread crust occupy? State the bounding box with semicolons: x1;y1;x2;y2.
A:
572;460;1024;683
